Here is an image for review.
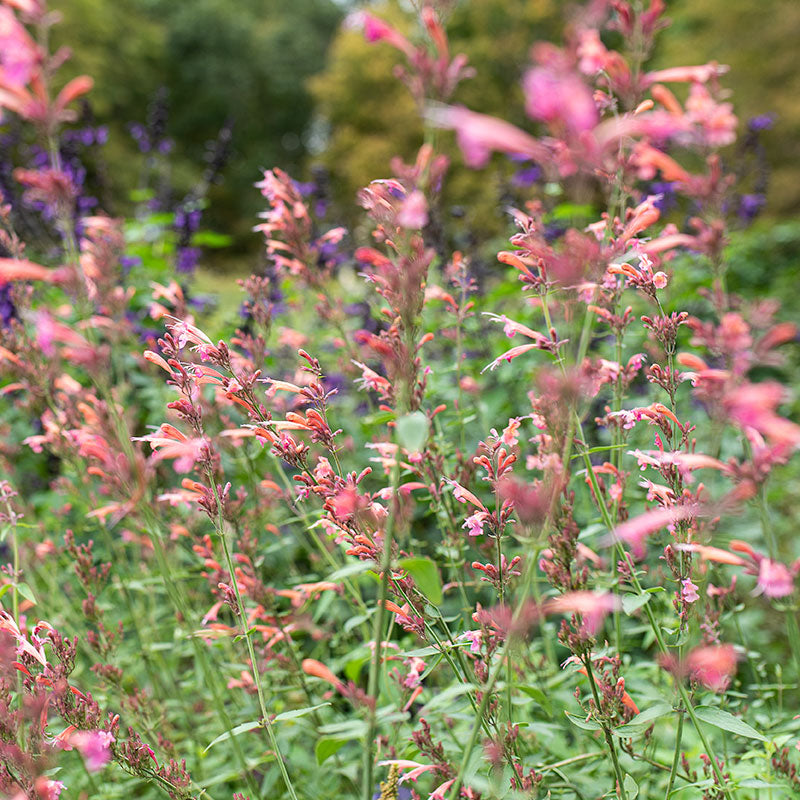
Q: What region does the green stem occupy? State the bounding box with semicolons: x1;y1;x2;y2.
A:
578;425;735;800
207;476;298;800
665;710;684;799
582;656;628;800
141;512;260;798
361;451;401;800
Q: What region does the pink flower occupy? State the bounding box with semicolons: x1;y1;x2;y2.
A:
523;64;598;134
359;13;415;59
378;759;437;783
0;7;38;91
72;730;114;772
607;503;699;558
460;629;482;654
501;417;521;447
724;381;800;447
576;29;608;75
544;591;620;635
757;559;795;598
34;779;65;800
402;656;426;689
444;478;487;511
686;644;737;692
430;779;456;799
643;63;729;85
462;510;489;537
685;83;737;147
428;105;549;168
396;189;428;229
681;578;700;604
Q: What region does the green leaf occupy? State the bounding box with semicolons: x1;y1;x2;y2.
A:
418;684;476;714
315;737;348;765
399;645;445;658
518;685;553;716
327;560;377;581
204;720;261;753
623;774;639;799
398;557;443;605
192;231;233;248
613;702;673;737
273;702;330;722
737;779;788;792
344;655;370;682
621;593;649;615
694;706;767;741
317;719;367;738
395;411;428;452
565;712;601;731
16;582;37;605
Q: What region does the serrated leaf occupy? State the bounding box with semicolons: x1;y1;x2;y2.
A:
315;737;348;765
398;557;442;605
204;720;261;753
395;411;428;452
621;593;649;615
694;706;767;741
273;702;330;722
614;702;673;737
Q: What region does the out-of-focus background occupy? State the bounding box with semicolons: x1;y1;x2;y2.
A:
15;0;800;293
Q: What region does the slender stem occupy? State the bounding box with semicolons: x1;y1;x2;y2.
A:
448;648;504;800
665;710;684;799
207;476;298;800
361;450;401;800
536;752;603;772
582;656;628;800
578;424;735;800
141;512;260;798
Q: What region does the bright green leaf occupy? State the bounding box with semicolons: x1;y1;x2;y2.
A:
398;557;443;605
316;737;348;766
192;231;233;248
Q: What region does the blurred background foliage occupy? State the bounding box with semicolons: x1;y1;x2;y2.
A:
43;0;800;262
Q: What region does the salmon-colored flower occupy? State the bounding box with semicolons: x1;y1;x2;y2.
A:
301;658;343;691
0;256;55;283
